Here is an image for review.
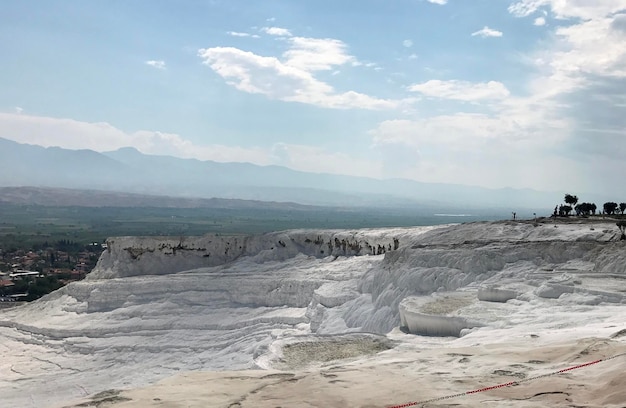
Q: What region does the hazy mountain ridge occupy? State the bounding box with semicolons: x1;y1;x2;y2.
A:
0;186;316;210
0;137;567;211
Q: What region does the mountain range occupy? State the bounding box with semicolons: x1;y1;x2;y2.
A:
0;137;573;212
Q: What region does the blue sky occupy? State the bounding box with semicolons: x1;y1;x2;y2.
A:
1;0;625;196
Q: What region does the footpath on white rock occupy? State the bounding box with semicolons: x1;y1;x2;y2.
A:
0;220;624;408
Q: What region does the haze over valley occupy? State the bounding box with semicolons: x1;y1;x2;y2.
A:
0;137;572;214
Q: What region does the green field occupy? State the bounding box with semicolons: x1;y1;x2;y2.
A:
0;203;508;250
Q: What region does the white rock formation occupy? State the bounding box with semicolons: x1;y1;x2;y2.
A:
398;294;482;336
0;221;624;408
89;229;407;279
477;287;519;302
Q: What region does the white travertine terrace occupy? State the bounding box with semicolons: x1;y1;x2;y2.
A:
0;221;624;407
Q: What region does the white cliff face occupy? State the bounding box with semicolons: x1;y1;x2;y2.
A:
89;229;407;279
0;221;625;408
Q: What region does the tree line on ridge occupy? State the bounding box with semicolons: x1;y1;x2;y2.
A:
555;194;626;217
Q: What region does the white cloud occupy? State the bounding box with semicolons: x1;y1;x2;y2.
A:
426;0;447;4
15;107;23;114
368;111;574;189
227;31;259;38
283;37;355;71
507;0;547;17
471;26;503;38
364;8;625;190
262;27;292;37
403;39;413;48
391;5;626;190
509;0;626;20
510;1;626;93
354;61;380;69
198;38;401;110
534;16;546;26
521;10;626;100
408;80;510;101
370;114;546;151
408;53;418;60
552;17;626;78
145;60;166;70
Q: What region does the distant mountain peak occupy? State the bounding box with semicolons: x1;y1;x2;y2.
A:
106;146;142;155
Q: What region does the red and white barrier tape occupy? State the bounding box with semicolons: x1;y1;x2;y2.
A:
386;352;626;408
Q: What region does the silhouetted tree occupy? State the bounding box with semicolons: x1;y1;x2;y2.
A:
564;194;578;208
620;203;626;215
604;202;618;215
576;202;596;216
562;205;572;216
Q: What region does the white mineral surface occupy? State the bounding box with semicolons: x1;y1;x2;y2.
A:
0;221;625;407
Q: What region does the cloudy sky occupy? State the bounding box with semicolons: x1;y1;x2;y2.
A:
1;0;625;195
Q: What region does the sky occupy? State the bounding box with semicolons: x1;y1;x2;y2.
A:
1;0;625;196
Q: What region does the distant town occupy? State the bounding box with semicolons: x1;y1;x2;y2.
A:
0;240;104;304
